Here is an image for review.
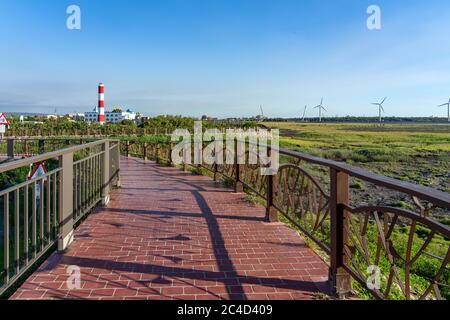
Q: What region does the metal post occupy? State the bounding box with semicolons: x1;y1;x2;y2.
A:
168;143;173;166
38;139;45;154
143;143;148;161
329;168;352;297
183;142;189;172
58;152;74;252
214;163;219;182
7;139;14;159
116;141;121;187
265;148;278;222
234;138;243;193
102;140;111;206
156;144;160;164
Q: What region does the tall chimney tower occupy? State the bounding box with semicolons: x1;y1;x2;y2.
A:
98;83;105;125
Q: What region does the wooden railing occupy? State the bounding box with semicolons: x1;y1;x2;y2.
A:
121;139;450;300
0;139;120;295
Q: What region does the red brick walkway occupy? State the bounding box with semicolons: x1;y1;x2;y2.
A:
11;157;331;300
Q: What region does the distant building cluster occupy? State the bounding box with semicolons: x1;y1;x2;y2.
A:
84;107;137;124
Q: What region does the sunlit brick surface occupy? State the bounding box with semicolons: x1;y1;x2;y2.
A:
11;157;330;300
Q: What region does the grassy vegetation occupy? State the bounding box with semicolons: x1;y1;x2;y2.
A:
6;115;258;137
267;122;450;192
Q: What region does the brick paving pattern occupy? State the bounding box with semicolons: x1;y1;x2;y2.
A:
11;157;331;300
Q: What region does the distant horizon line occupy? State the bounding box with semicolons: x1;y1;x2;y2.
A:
2;111;449;121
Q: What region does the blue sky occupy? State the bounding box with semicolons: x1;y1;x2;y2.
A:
1;0;450;118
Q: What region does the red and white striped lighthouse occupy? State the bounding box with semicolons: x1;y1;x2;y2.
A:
98;83;105;125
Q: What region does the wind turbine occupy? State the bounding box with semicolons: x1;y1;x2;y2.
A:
372;97;387;124
301;105;307;122
314;98;327;122
438;98;450;122
258;105;266;121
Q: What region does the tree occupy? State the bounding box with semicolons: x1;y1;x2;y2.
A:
121;119;136;126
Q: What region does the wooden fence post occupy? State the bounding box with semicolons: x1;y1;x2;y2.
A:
329;168;352;297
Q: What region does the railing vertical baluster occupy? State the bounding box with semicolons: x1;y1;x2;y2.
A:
77;162;81;218
93;155;97;200
3;194;9;285
53;173;57;238
39;179;44;250
7;139;14;159
115;142;121;187
86;159;89;210
14;189;20;275
91;156;94;204
74;164;78;221
90;157;94;204
80;161;83;214
82;161;86;213
102;141;110;206
32;182;36;258
58;152;74;251
96;155;100;198
46;175;51;243
87;157;91;206
24;184;29;264
97;155;100;199
330;168;351;297
99;153;102;196
77;163;81;217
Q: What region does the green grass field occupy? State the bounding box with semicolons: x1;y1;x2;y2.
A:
267;122;450;193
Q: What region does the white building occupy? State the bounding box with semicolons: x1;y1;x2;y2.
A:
84;108;137;124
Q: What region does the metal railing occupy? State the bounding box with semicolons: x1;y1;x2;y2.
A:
0;138;89;160
0;139;120;295
5;127;173;138
121;139;450;300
